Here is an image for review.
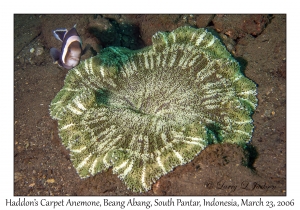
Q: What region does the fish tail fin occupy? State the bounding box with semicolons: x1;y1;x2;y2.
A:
53;29;68;42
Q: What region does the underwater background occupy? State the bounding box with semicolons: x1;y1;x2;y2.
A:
14;14;286;196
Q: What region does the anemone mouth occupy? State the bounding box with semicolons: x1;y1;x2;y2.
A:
102;66;200;127
49;26;257;193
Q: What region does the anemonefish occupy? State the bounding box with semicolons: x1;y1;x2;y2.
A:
50;24;82;70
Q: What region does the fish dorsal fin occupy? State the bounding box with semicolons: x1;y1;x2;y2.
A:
53;28;68;42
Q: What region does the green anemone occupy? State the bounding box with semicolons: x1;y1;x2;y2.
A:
49;26;257;193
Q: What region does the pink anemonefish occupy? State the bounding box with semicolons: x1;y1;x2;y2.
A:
50;24;82;70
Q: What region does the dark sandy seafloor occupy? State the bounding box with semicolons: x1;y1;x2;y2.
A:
14;14;286;196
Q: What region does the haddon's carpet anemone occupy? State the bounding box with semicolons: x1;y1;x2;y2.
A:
49;26;257;193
